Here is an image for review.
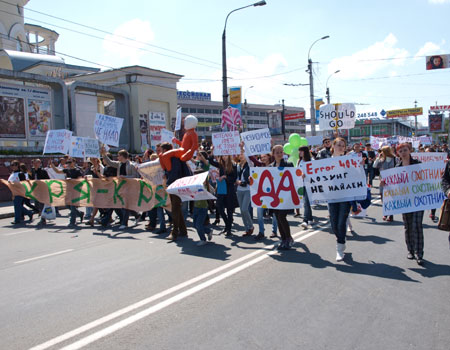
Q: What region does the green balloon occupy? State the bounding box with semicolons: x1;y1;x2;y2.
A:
289;133;301;148
299;137;308;146
288;154;299;165
283;143;293;155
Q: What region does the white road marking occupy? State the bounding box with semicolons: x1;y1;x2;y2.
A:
58;230;321;350
3;229;34;236
14;249;74;264
29;226;327;350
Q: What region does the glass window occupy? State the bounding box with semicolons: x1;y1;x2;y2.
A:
197;109;205;114
213;109;220;114
189;108;197;113
247;111;253;116
181;108;189;113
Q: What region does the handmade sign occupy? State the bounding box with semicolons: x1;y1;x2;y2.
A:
380;161;446;215
160;128;174;145
149;112;166;149
318;103;356;131
43;129;73;154
0;178;169;212
370;136;388;150
166;171;216;202
249;167;304;209
212;131;241;156
83;138;100;159
411;152;447;163
241;128;271;156
137;160;165;186
306;135;323;146
209;166;220;184
303;155;367;203
94;113;124;147
69;136;85;158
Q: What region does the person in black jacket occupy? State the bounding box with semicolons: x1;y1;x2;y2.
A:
441;158;450;250
271;145;295;250
236;151;254;237
9;160;33;225
208;153;237;237
30;158;50;225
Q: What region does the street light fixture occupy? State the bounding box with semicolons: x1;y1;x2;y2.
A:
326;70;340;104
222;1;267;111
307;35;330;136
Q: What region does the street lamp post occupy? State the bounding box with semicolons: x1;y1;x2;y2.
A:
307;35;330;136
222;1;266;112
326;70;340;104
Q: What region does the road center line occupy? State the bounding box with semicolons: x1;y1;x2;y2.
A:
58;229;321;350
29;225;328;350
14;249;74;264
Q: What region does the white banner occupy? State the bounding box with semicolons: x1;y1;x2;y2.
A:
212;131;241;156
94;113;123;147
380;162;446;215
249;167;304;209
318;103;356;131
149;112;166;149
303;155;367;203
83;138;100;159
411;152;447;163
137;159;165;186
175;107;182;131
166;171;216;202
241;128;271;156
306;135;323;146
69;136;85;158
43;129;72;154
160;128;174;145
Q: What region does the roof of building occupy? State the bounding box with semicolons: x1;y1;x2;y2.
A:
70;65;183;80
0;49;64;71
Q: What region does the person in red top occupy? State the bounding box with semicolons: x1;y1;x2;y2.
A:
159;115;198;171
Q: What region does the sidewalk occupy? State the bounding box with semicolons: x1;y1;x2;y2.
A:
0;201;14;219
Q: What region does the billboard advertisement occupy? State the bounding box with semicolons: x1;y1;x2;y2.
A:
386;107;423;118
268;111;282;135
0;82;52;139
426;54;449;70
428;114;444;133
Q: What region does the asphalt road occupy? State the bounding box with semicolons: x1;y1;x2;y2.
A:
0;185;449;350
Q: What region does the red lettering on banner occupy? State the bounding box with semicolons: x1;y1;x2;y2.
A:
252;169;299;207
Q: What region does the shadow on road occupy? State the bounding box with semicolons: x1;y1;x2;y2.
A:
177;238;232;261
409;260;450;278
270;246;333;270
336;253;419;283
347;230;394;245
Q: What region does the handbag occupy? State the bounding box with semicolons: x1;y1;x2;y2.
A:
41;204;56;220
438;199;450;231
216;179;227;195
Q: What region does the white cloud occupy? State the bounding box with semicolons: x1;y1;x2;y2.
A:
327;33;409;79
102;19;155;66
415;41;441;59
428;0;450;4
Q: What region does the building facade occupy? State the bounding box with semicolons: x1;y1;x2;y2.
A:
349;118;414;143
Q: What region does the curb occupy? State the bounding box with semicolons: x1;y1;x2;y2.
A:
0;212;14;219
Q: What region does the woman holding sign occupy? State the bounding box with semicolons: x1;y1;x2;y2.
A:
236;151;254;237
392;143;424;265
374;146;397;222
271;145;295;250
327;138;352;261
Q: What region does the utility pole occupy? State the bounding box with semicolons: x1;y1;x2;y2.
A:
326;88;330;104
281;99;286;141
414;99;418;136
308;58;316;136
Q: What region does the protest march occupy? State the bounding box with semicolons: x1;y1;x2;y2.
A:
2;112;450;267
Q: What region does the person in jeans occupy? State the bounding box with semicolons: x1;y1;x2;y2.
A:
374;146;397;222
327;138;352;261
208;154;237;237
49;158;84;227
249;153;278;240
236;151;254;237
297;146;314;229
193;174;213;246
270;145;294;250
364;143;376;186
100;148;139;230
9;160;33;225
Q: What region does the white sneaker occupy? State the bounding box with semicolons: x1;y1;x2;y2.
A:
197;240;207;246
119;225;127;230
336;243;346;261
300;222;308;229
207;231;213;241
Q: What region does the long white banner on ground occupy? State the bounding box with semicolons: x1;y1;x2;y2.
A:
249;167;304;209
380;162;446;215
303;155;367;203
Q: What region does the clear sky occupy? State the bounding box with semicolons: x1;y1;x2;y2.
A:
23;0;450;126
